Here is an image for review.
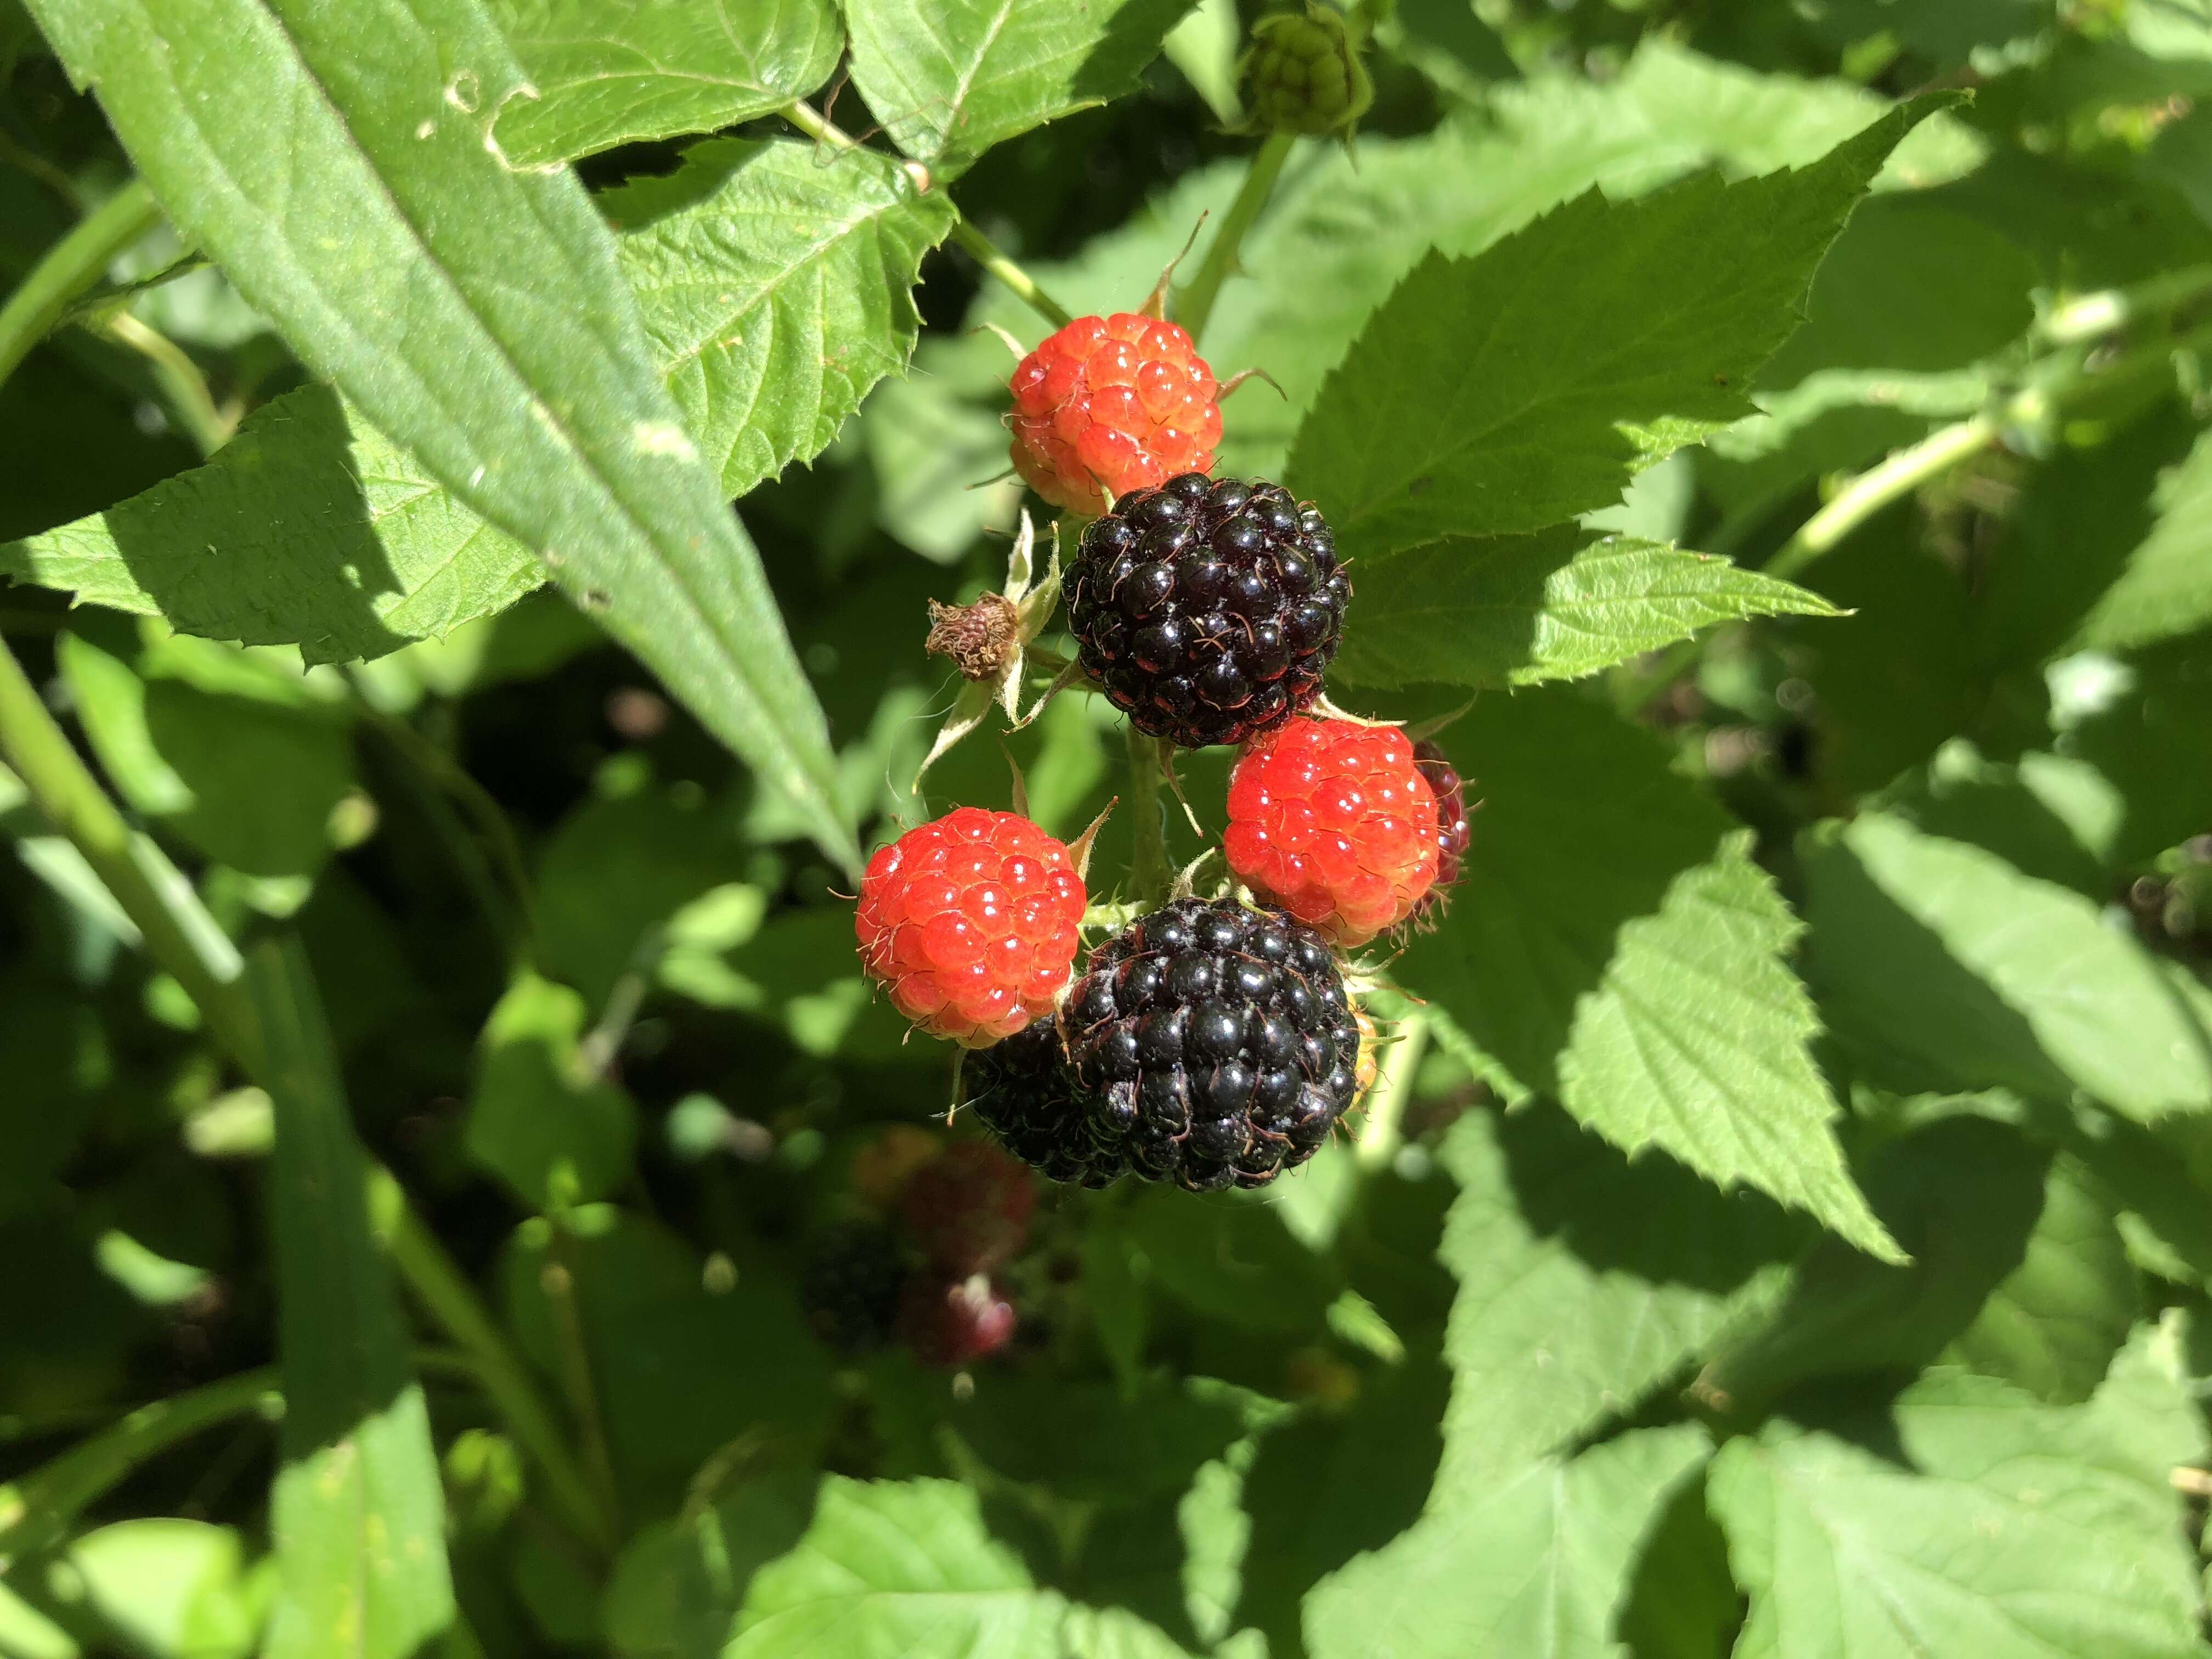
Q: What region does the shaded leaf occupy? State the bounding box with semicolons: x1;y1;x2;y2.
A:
249;939;454;1659
1330;530;1837;691
844;0;1196;181
465;974;637;1212
486;0;840;166
2070;424;2212;655
1286;98;1952;558
1709;1321;2208;1659
1399;692;1900;1260
26;0;856;871
1800;812;2212;1121
1302;1425;1712;1659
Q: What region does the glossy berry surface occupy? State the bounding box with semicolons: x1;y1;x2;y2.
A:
1410;738;1474;928
799;1224;907;1355
855;808;1085;1047
898;1272;1018;1370
1063;898;1363;1191
1068;473;1350;749
900;1142;1037;1276
1008;312;1221;514
967;1023;1133;1188
1225;718;1440;947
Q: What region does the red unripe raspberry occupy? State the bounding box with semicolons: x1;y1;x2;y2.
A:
1007;312;1222;514
898;1271;1018;1370
901;1142;1037;1276
1410;738;1474;927
855;808;1085;1047
1223;718;1441;948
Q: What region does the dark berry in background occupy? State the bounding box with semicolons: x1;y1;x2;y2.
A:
1411;738;1474;926
799;1224;907;1355
898;1272;1018;1370
1068;473;1349;749
967;1023;1133;1189
1063;897;1364;1191
900;1142;1037;1276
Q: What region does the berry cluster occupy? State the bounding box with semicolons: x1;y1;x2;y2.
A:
850;306;1473;1198
800;1137;1036;1370
1069;473;1349;749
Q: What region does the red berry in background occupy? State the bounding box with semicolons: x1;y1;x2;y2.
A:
898;1272;1018;1370
1224;717;1441;948
1410;738;1473;928
855;808;1086;1047
1008;313;1222;514
901;1142;1037;1276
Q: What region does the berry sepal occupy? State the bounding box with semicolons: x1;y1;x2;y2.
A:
916;510;1064;789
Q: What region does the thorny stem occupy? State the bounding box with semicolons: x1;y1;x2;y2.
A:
781;100;1074;330
1176;131;1294;348
1126;724;1173;906
0;177;160;390
1767;315;2212;583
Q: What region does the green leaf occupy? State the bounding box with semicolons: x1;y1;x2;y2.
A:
1285;97;1953;558
1693;1116;2051;1416
1708;1320;2209;1659
2069;424;2212;656
1301;1425;1712;1659
606;138;958;500
1943;1152;2142;1404
247;938;454;1659
485;0;840;166
1329;529;1838;691
67;1519;263;1659
599;1471;818;1659
26;0;857;874
726;1476;1065;1657
2;387;541;668
1800;812;2212;1121
843;0;1196;181
1121;1189;1340;1334
2067;638;2212;867
464;974;637;1212
1399;691;1901;1261
1432;1107;1800;1491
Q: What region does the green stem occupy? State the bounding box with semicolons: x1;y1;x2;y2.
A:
370;1172;615;1555
948;217;1074;329
1356;1007;1426;1172
778;100;1074;330
102;309;231;456
0;178;160;391
543;1218;624;1534
1768;317;2212;583
1126;724;1171;905
2037;263;2212;346
0;1368;281;1568
1176;131;1294;348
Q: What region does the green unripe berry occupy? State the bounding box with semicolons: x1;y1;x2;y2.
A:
1242;5;1374;138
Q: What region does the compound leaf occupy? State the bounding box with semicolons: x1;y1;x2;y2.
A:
1329;528;1838;690
1286;97;1953;558
486;0;841;166
25;0;857;872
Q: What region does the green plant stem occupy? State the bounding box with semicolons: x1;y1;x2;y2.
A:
948;217;1074;328
1126;724;1172;905
101;308;231;456
1768;316;2212;582
371;1172;615;1555
778;99;1074;330
0;1368;280;1567
1356;1006;1426;1172
543;1219;624;1536
1177;131;1294;348
2038;263;2212;345
0;178;160;390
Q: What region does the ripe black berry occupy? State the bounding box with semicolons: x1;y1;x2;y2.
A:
1063;898;1363;1191
1410;739;1473;928
798;1224;907;1354
966;1023;1132;1189
1068;472;1350;749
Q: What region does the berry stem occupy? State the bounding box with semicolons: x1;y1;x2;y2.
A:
947;218;1075;329
1126;724;1174;905
1356;1006;1427;1172
780;100;1075;330
1177;131;1295;348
